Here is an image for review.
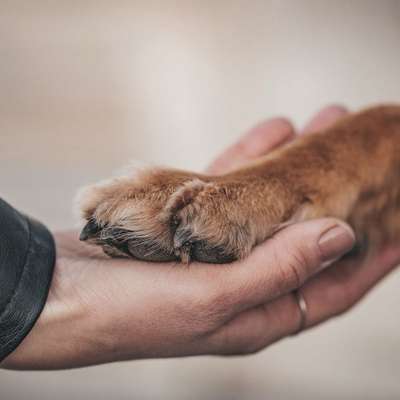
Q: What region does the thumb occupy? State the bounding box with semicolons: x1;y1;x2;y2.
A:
225;218;356;312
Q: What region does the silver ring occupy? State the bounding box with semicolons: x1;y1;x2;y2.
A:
292;289;308;335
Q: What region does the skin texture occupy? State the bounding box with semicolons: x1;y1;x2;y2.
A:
2;106;400;370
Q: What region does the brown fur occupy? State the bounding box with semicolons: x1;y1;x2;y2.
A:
78;105;400;264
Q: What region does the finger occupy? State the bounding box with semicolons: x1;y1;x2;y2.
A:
206;245;400;355
215;218;355;316
297;244;400;328
206;118;295;175
301;105;348;135
206;294;299;355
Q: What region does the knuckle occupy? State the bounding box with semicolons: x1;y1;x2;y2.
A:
271;237;318;289
182;278;234;333
237;338;266;355
323;280;359;318
334;282;359;314
225;343;262;356
216;332;267;356
326;265;361;315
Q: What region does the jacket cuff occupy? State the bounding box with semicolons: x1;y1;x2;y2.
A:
0;199;55;361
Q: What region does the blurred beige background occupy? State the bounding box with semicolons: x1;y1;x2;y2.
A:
1;1;400;399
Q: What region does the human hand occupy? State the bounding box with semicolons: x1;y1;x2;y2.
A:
211;105;400;328
288;106;400;328
2;106;390;370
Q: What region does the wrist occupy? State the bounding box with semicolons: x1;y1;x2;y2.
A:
1;260;115;370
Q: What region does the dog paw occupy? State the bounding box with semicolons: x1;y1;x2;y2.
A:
77;168;262;263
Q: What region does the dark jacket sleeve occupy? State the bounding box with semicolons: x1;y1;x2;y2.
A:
0;198;55;361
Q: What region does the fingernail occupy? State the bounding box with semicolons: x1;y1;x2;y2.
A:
318;224;355;265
